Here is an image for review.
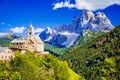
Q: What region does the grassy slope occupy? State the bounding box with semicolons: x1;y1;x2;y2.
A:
44;43;68;56
68;68;84;80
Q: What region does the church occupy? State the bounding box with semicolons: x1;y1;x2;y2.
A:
10;24;45;53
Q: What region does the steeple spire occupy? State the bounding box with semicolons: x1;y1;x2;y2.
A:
28;24;34;36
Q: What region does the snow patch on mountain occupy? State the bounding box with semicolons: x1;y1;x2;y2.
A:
60;32;79;47
44;36;53;42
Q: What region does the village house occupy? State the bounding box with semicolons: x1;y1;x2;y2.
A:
0;46;14;61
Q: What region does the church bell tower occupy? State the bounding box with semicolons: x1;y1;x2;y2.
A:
28;24;34;36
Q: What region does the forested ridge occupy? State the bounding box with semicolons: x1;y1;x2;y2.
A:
60;25;120;80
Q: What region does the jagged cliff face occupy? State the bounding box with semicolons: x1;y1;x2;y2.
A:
40;10;114;48
68;9;113;33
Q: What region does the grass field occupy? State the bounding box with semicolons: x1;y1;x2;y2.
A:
68;68;85;80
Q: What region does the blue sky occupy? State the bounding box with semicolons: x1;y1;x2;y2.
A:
0;0;120;35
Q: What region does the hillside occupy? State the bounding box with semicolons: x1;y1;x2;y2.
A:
60;25;120;80
74;30;106;46
44;43;68;56
0;34;17;47
0;38;12;47
0;51;84;80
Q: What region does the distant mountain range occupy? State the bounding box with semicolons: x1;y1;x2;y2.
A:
40;9;114;48
0;9;114;48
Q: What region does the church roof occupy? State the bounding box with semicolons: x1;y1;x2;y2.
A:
10;39;27;43
31;35;44;44
10;35;43;44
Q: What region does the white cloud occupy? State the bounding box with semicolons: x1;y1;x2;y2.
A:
0;32;7;36
10;26;25;33
34;28;44;33
53;0;74;10
53;0;120;11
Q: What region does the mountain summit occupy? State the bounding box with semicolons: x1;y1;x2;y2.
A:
68;9;114;33
40;10;114;48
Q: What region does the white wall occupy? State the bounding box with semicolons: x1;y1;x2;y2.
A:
37;44;44;52
0;48;14;61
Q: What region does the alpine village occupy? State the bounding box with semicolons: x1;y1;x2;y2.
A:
0;1;120;80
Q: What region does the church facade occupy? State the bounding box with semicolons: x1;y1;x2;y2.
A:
10;24;44;53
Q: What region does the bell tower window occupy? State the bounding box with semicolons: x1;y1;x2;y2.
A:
29;32;31;35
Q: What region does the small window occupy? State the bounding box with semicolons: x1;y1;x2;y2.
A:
5;56;7;58
1;56;3;58
29;32;31;35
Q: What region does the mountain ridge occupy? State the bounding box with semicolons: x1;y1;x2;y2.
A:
40;9;114;48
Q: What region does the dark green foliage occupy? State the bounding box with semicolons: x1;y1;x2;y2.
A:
60;25;120;80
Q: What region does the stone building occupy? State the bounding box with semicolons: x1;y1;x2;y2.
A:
0;47;14;61
10;24;44;53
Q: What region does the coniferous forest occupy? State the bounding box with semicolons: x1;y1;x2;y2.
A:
60;25;120;80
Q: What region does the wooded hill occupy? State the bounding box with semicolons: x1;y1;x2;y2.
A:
60;25;120;80
0;51;84;80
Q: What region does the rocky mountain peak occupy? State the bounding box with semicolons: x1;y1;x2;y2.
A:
40;10;114;48
45;27;53;34
81;9;94;21
55;24;68;32
96;12;106;18
46;27;52;31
